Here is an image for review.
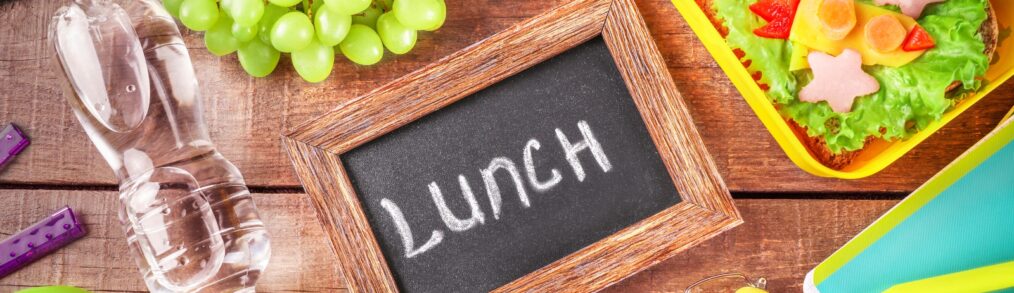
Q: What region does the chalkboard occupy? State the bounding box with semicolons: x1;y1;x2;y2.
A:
342;37;682;293
284;1;738;291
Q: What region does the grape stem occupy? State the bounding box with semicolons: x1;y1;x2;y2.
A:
304;0;312;17
375;0;390;12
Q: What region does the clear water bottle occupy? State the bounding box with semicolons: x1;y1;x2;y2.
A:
48;1;270;292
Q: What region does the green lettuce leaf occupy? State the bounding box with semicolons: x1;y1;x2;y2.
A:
713;0;989;153
713;0;799;104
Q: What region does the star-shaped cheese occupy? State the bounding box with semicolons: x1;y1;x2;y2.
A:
874;0;945;18
799;49;880;113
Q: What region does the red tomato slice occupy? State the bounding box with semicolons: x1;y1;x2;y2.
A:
902;25;936;51
749;0;800;40
749;0;798;21
749;0;779;21
754;18;793;39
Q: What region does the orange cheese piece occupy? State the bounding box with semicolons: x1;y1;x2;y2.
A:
790;0;927;68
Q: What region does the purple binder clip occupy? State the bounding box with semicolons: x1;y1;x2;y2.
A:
0;206;86;279
0;123;29;169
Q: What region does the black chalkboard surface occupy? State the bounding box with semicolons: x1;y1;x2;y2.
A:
285;1;738;291
342;37;682;293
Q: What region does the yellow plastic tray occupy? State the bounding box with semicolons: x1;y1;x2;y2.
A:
671;0;1014;179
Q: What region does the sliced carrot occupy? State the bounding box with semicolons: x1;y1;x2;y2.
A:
817;0;857;40
864;15;907;52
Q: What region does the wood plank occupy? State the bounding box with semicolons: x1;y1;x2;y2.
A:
604;198;898;292
0;0;566;187
0;190;345;292
1;0;1011;192
0;191;899;292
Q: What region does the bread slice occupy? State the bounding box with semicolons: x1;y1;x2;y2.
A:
947;2;999;91
695;0;1001;170
982;3;1000;63
814;2;999;170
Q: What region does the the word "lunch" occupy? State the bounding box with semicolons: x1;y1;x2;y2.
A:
380;120;613;258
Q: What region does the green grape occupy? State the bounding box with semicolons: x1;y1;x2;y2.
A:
220;0;234;16
311;0;325;14
205;15;240;56
376;12;415;54
162;0;184;18
229;0;264;27
258;4;288;43
324;0;371;15
420;0;445;31
393;0;445;31
267;0;302;7
238;39;281;77
270;11;315;52
232;22;258;42
339;24;384;65
315;7;352;46
351;4;382;29
292;39;336;82
178;0;219;31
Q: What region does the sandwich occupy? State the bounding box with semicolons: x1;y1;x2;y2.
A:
697;0;999;169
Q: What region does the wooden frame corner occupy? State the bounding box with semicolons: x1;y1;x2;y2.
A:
283;0;741;291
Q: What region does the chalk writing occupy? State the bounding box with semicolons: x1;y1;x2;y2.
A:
381;198;444;258
482;157;530;220
381;120;612;258
428;176;485;232
557;120;612;182
524;139;562;192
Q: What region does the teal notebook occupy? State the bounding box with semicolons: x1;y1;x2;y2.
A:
804;117;1014;293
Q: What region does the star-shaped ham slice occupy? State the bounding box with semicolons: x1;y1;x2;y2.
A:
874;0;946;18
800;49;880;113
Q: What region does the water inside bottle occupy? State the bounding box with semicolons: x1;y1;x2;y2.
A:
49;1;270;291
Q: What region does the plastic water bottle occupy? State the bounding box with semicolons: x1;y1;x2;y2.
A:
48;1;270;292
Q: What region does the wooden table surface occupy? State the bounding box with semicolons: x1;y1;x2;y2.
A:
1;0;1011;292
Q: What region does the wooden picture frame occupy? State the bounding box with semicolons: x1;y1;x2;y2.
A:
282;0;742;291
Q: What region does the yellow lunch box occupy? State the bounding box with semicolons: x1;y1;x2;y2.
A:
671;0;1014;179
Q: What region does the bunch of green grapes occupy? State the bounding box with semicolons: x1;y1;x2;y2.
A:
163;0;446;82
